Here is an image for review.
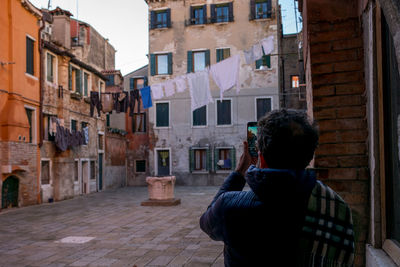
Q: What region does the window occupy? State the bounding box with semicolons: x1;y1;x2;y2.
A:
251;0;271;19
69;65;82;93
90;161;96;180
216;99;232;125
133;113;146;132
46;53;55;82
211;3;233;23
43;114;56;141
189;148;211;172
291;75;299;88
193;106;207;126
256;98;272;121
156;102;169;127
71;120;77;132
83;72;90;96
187;50;210;73
256;55;271;69
150;9;171;29
106;114;110;127
74;160;79;182
150;53;172;76
214;147;236;171
25;108;33;143
106;75;114;86
81;122;88;130
135;160;146;173
82;122;88;144
216;48;230;63
190;5;207;25
26;36;34;75
41;161;50;185
130;77;145;90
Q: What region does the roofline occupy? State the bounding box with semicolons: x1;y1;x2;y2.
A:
21;0;42;19
123;64;148;77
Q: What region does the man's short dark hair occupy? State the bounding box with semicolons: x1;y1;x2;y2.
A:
257;109;319;169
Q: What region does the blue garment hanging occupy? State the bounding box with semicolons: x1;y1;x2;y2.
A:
140;86;153;109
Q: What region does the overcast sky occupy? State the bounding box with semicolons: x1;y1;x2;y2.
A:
30;0;301;76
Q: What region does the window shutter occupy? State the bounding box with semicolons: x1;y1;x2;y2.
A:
267;0;272;17
216;49;221;63
130;78;134;90
190;6;194;24
203;5;207;24
168;52;173;75
250;0;255;20
214;148;219;171
150;11;156;29
187;51;193;73
228;2;234;22
205;49;210;67
144;76;148;86
266;55;271;68
166;9;171;28
206;147;212;171
255;59;262;69
210;4;216;23
150;54;156;76
68;64;72;90
76;69;82;94
230;147;236;170
189;147;194;173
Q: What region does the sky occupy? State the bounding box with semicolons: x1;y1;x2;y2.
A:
30;0;301;76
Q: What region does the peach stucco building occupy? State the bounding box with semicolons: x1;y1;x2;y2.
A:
0;0;42;209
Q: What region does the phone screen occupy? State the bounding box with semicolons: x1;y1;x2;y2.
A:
247;122;258;158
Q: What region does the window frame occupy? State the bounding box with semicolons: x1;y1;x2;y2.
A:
216;47;231;63
291;75;300;88
135;160;147;174
150;9;171;29
83;71;91;97
132;112;147;133
69;63;82;93
191;105;208;128
255;0;270;19
215;3;230;23
90;160;96;180
43;114;56;142
255;55;272;70
130;77;145;90
156;53;169;75
254;96;273;121
215;98;233;127
98;131;105;153
40;159;51;186
154;101;171;129
192;50;207;72
154;147;172;176
70;119;77;132
214;146;236;172
193;148;208;172
46;51;57;84
190;5;207;25
24;105;36;144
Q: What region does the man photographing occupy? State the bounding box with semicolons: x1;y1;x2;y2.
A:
200;109;355;267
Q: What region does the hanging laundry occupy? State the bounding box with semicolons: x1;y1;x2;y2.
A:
151;83;164;100
113;92;128;113
261;36;274;55
140;86;153;109
244;48;254;65
129;89;141;116
83;127;89;145
174;75;188;93
90;92;101;117
164;80;175;97
101;93;113;113
187;70;213;112
209;54;241;99
50;117;58;136
252;43;264;61
55;123;68;151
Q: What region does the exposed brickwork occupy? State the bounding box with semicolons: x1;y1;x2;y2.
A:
307;17;369;267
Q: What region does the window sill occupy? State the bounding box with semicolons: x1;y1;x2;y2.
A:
25;73;38;80
153;74;171;79
255;68;272;72
366;244;398;267
192;125;208;128
216;170;232;174
150;27;170;31
187;23;206;28
192;171;209;174
154;126;171;130
70;92;82;100
251;17;272;22
213;21;231;25
216;124;233;127
134;172;147;174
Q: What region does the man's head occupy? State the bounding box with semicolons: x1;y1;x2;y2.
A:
257;109;319;169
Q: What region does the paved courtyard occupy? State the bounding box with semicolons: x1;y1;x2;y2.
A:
0;186;225;267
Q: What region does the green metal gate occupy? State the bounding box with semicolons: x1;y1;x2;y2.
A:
2;176;19;209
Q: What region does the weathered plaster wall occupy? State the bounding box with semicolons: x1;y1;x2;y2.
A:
147;0;281;185
104;133;126;189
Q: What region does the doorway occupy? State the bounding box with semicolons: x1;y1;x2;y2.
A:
98;153;103;191
157;149;170;176
2;176;19;209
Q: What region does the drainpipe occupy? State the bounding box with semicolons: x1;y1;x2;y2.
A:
39;18;45;147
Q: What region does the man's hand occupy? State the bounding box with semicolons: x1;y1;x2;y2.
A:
235;141;255;176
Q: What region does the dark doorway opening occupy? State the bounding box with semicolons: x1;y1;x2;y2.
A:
2;176;19;209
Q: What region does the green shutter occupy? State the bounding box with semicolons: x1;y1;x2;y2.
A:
187;51;193;73
76;69;82;94
206;147;212;171
205;49;210;67
250;0;256;20
166;9;171;28
150;11;156;29
150;54;156;76
210;4;216;23
256;59;262;69
68;64;72;90
216;49;221;63
228;2;234;22
168;52;173;75
266;55;271;68
214;148;219;171
189;147;194;173
230;147;236;170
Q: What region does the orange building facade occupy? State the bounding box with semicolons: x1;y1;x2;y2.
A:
0;0;42;209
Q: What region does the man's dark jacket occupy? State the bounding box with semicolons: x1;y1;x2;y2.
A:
199;165;316;266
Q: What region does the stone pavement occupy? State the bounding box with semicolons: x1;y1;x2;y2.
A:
0;186;225;267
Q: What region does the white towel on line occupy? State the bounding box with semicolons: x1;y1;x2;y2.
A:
187;70;213;112
174;75;188;93
164;80;175;97
209;54;241;99
261;36;274;55
151;83;164;100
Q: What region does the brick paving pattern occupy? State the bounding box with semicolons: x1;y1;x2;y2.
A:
0;186;224;267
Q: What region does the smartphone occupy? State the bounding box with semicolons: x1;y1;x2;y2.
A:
247;122;258;158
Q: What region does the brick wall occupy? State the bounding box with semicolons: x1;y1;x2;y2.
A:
307;18;368;267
